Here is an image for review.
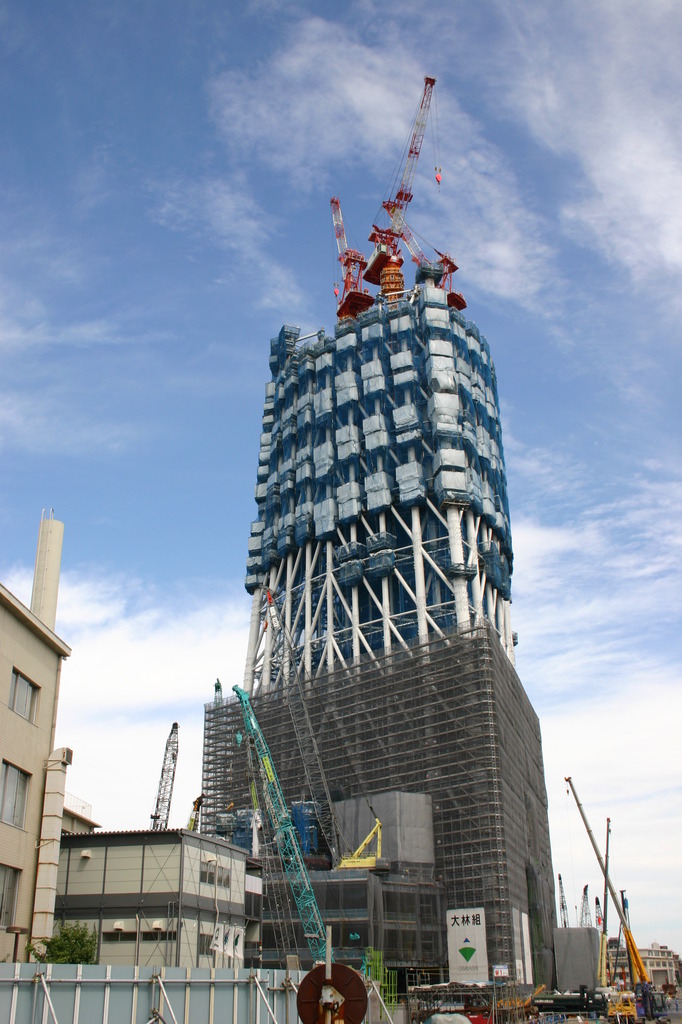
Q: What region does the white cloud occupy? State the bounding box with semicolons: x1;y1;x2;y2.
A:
507;439;682;950
482;2;682;291
0;262;145;356
49;568;252;832
150;174;308;313
205;13;559;312
207;17;421;190
412;108;558;310
0;386;138;454
153;175;271;254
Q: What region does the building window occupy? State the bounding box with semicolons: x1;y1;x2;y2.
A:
9;670;39;723
0;864;20;927
0;761;30;828
200;860;230;889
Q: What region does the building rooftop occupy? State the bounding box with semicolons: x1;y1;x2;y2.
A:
0;581;71;657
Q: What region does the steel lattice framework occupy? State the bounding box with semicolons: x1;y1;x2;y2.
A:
203;625;556;983
243;289;514;696
204;284;557;984
150;721;179;831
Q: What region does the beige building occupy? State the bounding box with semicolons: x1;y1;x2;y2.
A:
62;793;100;835
607;937;680;990
639;943;679;989
56;829;262;968
0;513;71;961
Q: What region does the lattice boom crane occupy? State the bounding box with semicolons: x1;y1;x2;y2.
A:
150;721;179;831
557;873;570;928
365;75;435;286
233;684;329;963
330;196;374;321
579;884;593;928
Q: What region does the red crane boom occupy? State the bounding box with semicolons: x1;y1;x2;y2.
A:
329;74;466;316
330;196;374;320
385;75;436;242
365;76;436;287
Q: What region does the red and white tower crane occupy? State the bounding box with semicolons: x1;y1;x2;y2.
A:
400;220;467;311
365;76;436;291
364;75;466;309
329;75;466;318
330;196;374;320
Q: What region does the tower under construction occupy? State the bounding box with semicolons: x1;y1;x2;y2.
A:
202;282;556;984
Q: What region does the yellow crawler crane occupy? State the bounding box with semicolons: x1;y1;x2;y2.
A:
337;818;383;870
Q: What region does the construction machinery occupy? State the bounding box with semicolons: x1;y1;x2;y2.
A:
330;75;465;319
365;75;437;291
233;684;328;963
187;794;204;832
337;818;384;870
601;816;612;986
399;220;466;309
564;777;661;1021
330;196;374;320
150;722;179;831
557;873;570;928
565;777;649;985
364;75;466;309
264;587;386;871
579;883;593;928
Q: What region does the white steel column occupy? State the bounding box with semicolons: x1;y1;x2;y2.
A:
243;586;263;693
466;509;483;622
446;506;470;628
504;601;515;665
496;590;506;645
350;523;360;662
326;539;334;671
284;552;293;682
381;577;392;652
304;541;313;679
485;580;495;629
379;512;392;652
262;565;278;690
411;505;428;641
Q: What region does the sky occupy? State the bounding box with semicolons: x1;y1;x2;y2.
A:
1;0;681;957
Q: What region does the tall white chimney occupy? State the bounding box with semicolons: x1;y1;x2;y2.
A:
30;509;64;632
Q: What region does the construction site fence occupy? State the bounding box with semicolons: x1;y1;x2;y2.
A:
0;964;304;1024
0;963;406;1024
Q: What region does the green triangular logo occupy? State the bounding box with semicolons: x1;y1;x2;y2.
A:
459;945;476;962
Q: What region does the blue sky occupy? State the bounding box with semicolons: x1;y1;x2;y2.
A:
2;1;681;954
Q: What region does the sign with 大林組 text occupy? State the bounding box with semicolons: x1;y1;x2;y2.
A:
447;908;489;982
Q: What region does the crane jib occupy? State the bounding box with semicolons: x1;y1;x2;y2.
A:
232;683;331;963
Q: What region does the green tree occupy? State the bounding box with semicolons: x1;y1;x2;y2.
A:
28;922;98;964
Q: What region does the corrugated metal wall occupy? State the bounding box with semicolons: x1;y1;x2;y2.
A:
0;964;301;1024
